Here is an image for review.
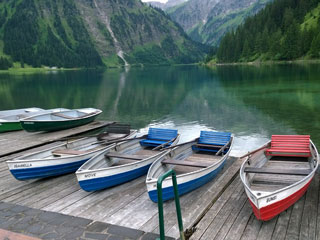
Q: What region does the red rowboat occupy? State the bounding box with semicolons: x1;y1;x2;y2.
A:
240;135;319;221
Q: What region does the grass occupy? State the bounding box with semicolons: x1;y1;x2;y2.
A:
0;62;80;75
102;54;122;68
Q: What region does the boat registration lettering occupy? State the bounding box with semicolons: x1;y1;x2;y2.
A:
24;122;34;124
84;173;96;179
14;163;32;168
266;195;277;203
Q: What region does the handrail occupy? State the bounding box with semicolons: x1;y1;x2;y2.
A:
156;169;185;240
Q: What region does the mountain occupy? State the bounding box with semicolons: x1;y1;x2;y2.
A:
0;0;205;69
215;0;320;63
144;0;189;10
167;0;272;46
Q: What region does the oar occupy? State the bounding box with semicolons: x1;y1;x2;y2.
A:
159;138;198;150
240;143;269;159
215;138;232;156
152;135;179;151
95;134;148;146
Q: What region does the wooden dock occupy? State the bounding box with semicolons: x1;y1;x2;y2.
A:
0;121;112;157
0;127;319;239
190;172;320;240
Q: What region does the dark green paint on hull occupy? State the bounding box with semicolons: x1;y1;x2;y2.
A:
0;122;22;133
21;115;99;132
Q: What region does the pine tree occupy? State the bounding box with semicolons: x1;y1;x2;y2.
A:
310;33;320;58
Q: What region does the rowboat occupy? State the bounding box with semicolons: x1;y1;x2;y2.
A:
146;131;233;202
76;128;179;191
20;108;102;132
7;125;137;180
0;107;44;118
0;107;44;133
240;135;319;221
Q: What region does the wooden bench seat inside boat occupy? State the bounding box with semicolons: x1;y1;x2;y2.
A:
106;123;131;134
266;135;311;157
104;153;147;161
52;149;87;156
244;167;311;176
52;112;77;120
52;146;105;156
192;131;231;154
140;128;178;147
161;159;211;168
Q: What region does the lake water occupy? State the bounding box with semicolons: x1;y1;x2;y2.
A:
1;64;320;156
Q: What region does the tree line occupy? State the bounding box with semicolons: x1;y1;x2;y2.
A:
2;0;102;68
213;0;320;63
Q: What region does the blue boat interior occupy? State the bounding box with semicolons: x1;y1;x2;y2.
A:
192;131;231;154
140;128;178;148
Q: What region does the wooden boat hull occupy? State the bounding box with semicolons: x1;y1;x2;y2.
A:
247;177;313;221
240;139;319;221
0;107;47;133
7;131;136;180
146;138;233;202
76;136;180;191
77;155;158;191
21;109;101;132
147;160;226;202
0;121;22;133
8;157;90;180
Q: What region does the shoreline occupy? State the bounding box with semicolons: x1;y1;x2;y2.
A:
0;63;201;74
206;59;320;67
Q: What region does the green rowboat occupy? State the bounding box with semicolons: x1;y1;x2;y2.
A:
20;108;102;132
0;107;44;133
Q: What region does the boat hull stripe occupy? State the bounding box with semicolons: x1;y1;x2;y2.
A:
248;178;313;221
78;164;151;191
10;159;88;180
148;160;225;202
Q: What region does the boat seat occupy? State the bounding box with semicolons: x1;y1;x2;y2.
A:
52;112;77;120
140;128;178;147
52;146;104;156
244;167;311;176
192;131;231;153
80;111;100;118
105;153;147;161
52;149;87;156
161;159;210;168
106;123;131;134
266;135;311;157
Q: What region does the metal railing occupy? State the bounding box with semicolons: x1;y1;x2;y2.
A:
156;169;185;240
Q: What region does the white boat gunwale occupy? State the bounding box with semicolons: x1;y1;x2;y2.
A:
146;135;234;183
21;108;102;122
240;139;319;204
7;130;137;164
76;136;179;174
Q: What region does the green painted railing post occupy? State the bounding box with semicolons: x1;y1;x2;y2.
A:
156;169;185;240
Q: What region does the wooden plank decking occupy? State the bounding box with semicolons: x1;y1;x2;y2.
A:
0;128;319;239
190;170;320;240
0;121;112;157
0;129;239;239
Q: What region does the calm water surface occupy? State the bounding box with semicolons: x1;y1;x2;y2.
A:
1;64;320;156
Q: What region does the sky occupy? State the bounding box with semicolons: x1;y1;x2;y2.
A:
141;0;168;3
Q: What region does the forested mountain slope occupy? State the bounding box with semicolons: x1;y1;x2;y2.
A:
167;0;271;46
215;0;320;62
0;0;205;69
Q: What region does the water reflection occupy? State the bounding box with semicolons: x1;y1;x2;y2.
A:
1;64;320;156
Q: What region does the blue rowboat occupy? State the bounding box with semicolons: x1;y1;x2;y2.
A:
76;128;180;191
7;130;137;180
146;131;233;202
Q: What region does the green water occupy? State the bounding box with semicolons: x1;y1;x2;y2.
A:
1;64;320;155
